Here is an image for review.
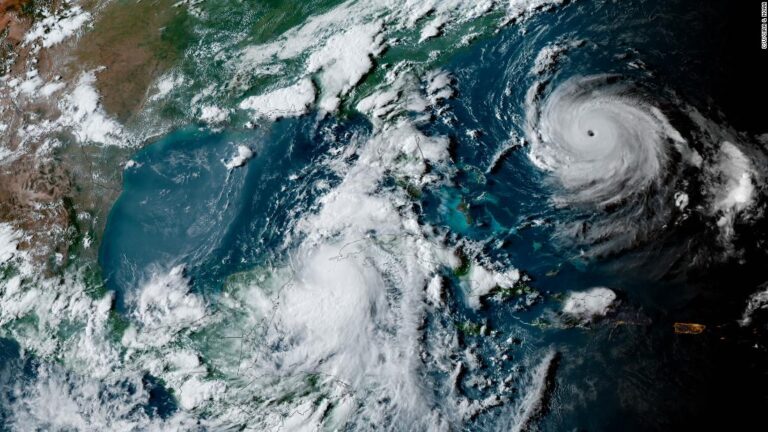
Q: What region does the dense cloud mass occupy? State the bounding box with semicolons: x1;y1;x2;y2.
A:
1;0;767;430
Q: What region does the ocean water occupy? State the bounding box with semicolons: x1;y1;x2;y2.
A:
100;118;366;303
2;0;767;430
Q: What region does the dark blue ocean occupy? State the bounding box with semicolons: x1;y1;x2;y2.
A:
4;0;756;429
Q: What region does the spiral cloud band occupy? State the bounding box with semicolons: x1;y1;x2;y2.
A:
528;75;684;209
524;74;705;259
525;72;764;264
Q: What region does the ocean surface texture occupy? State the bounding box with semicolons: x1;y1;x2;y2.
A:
1;0;767;430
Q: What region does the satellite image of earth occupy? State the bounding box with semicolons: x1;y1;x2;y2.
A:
1;0;767;430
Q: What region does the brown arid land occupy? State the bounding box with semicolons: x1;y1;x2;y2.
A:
0;0;31;44
1;0;185;272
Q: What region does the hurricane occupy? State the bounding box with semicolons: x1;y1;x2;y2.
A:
529;75;679;208
522;65;767;268
1;0;768;431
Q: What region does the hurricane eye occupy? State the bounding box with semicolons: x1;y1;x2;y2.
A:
528;75;673;211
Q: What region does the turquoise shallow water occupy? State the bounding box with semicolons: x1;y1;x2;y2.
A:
93;0;768;429
100;117;370;303
2;0;765;430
